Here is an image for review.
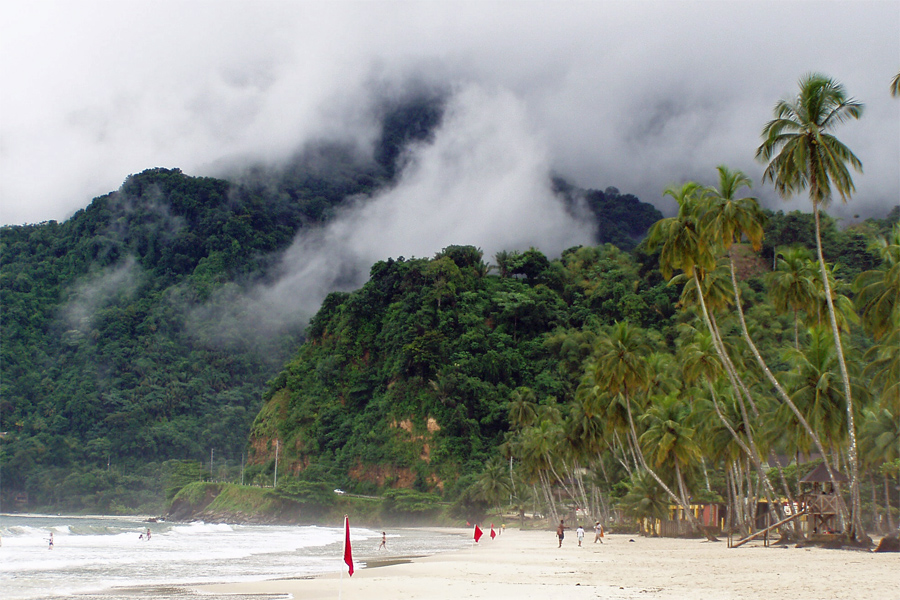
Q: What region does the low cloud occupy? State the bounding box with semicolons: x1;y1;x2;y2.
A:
190;84;595;339
2;2;896;226
63;257;141;333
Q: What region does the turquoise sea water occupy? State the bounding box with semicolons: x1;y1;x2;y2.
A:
0;514;468;599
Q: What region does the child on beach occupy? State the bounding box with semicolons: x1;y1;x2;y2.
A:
576;525;585;547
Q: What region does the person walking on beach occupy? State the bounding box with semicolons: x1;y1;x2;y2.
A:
379;532;387;550
593;521;604;544
576;525;585;547
556;520;566;548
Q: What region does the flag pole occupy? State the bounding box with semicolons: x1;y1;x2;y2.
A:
339;515;345;600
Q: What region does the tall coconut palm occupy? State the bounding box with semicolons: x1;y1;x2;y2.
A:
756;73;866;541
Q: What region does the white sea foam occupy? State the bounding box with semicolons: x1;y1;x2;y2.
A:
0;514;467;600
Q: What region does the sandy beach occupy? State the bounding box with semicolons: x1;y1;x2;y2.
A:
194;528;898;600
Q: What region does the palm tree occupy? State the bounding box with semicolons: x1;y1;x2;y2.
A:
860;407;899;531
781;326;857;453
508;387;538;430
619;469;669;534
857;225;900;419
892;71;900;97
640;393;704;534
767;247;819;348
475;457;513;516
854;225;900;343
702;165;765;255
756;73;866;541
591;321;703;530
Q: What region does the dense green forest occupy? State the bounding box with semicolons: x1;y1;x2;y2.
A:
248;209;897;533
0;94;665;513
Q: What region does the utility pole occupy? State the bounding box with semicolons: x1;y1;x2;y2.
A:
210;448;214;481
240;452;245;486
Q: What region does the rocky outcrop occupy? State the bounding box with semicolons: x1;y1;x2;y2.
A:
874;535;899;553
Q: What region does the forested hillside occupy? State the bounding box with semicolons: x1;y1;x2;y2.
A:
245;243;678;495
0;92;666;512
248;193;897;537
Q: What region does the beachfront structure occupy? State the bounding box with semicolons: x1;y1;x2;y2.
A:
799;463;848;536
644;502;729;537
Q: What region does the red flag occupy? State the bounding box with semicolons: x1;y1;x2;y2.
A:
343;516;354;576
474;524;483;542
490;524;496;539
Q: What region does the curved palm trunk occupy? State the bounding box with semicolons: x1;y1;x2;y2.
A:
691;272;783;521
705;379;784;524
885;474;896;531
623;393;705;534
812;202;864;542
727;258;853;530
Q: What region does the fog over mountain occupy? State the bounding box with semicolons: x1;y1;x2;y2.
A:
2;1;898;228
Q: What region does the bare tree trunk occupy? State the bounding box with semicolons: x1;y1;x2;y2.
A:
812;203;864;542
705;379;784;522
539;470;558;525
885;473;896;531
701;456;712;493
869;473;879;534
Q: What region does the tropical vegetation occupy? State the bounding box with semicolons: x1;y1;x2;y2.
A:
1;75;897;546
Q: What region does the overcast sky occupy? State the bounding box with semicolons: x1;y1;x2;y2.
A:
1;1;898;228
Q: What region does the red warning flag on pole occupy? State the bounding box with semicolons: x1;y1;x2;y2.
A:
474;524;484;542
343;515;354;576
490;524;496;539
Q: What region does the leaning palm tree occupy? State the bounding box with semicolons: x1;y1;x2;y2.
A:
892;71;900;97
756;73;866;541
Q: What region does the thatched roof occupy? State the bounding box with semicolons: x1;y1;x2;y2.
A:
800;463;848;483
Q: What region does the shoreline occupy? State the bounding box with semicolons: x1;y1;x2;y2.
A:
193;528;899;600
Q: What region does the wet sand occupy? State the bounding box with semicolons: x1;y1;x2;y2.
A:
194;528;898;600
